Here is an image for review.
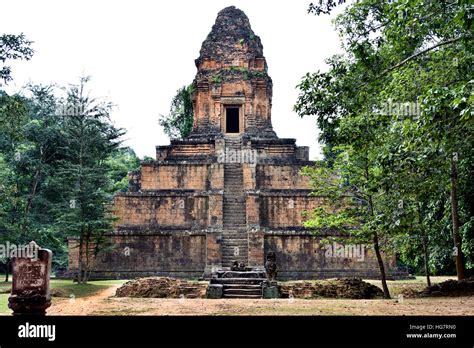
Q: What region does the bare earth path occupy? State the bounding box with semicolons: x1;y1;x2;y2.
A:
48;285;121;315
48;285;474;316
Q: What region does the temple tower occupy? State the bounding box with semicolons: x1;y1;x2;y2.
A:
191;6;275;139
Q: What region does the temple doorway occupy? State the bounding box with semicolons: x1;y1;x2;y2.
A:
225;107;240;133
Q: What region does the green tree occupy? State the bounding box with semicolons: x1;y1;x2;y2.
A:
0;32;33;280
106;147;141;193
159;85;194;139
296;0;473;286
0;33;33;86
51;76;123;283
0;92;30;281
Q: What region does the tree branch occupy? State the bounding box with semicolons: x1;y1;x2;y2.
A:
380;36;466;76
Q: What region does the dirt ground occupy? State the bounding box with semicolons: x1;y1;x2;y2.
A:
46;277;474;316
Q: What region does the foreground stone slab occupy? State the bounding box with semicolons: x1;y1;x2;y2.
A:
8;241;52;316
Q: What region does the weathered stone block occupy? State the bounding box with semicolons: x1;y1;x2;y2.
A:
206;284;223;299
262;284;280;299
8;242;52;316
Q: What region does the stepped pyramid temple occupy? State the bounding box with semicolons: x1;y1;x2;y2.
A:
67;6;405;280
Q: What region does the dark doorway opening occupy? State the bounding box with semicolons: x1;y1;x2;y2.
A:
226;107;240;133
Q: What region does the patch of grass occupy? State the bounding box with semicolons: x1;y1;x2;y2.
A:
0;294;9;314
0;281;11;292
49;279;126;299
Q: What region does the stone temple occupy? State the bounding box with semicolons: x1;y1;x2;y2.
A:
67;6;405;280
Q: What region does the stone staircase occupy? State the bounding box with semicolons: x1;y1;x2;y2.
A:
222;136;248;267
209;270;267;299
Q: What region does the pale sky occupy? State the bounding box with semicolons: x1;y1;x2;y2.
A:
1;0;345;160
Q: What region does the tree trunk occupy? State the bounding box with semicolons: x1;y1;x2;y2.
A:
422;234;431;288
77;238;84;284
4;259;10;282
83;236;90;285
373;231;391;299
450;158;466;280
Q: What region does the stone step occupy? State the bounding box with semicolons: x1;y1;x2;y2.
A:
215;271;266;278
221;240;248;244
222;246;248;251
221;256;248;260
223;159;247;269
222;284;262;289
210;278;266;285
222;251;248;256
222;250;248;254
221;254;248;258
221;252;248;256
222;294;262;299
223;288;262;296
221;260;249;266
